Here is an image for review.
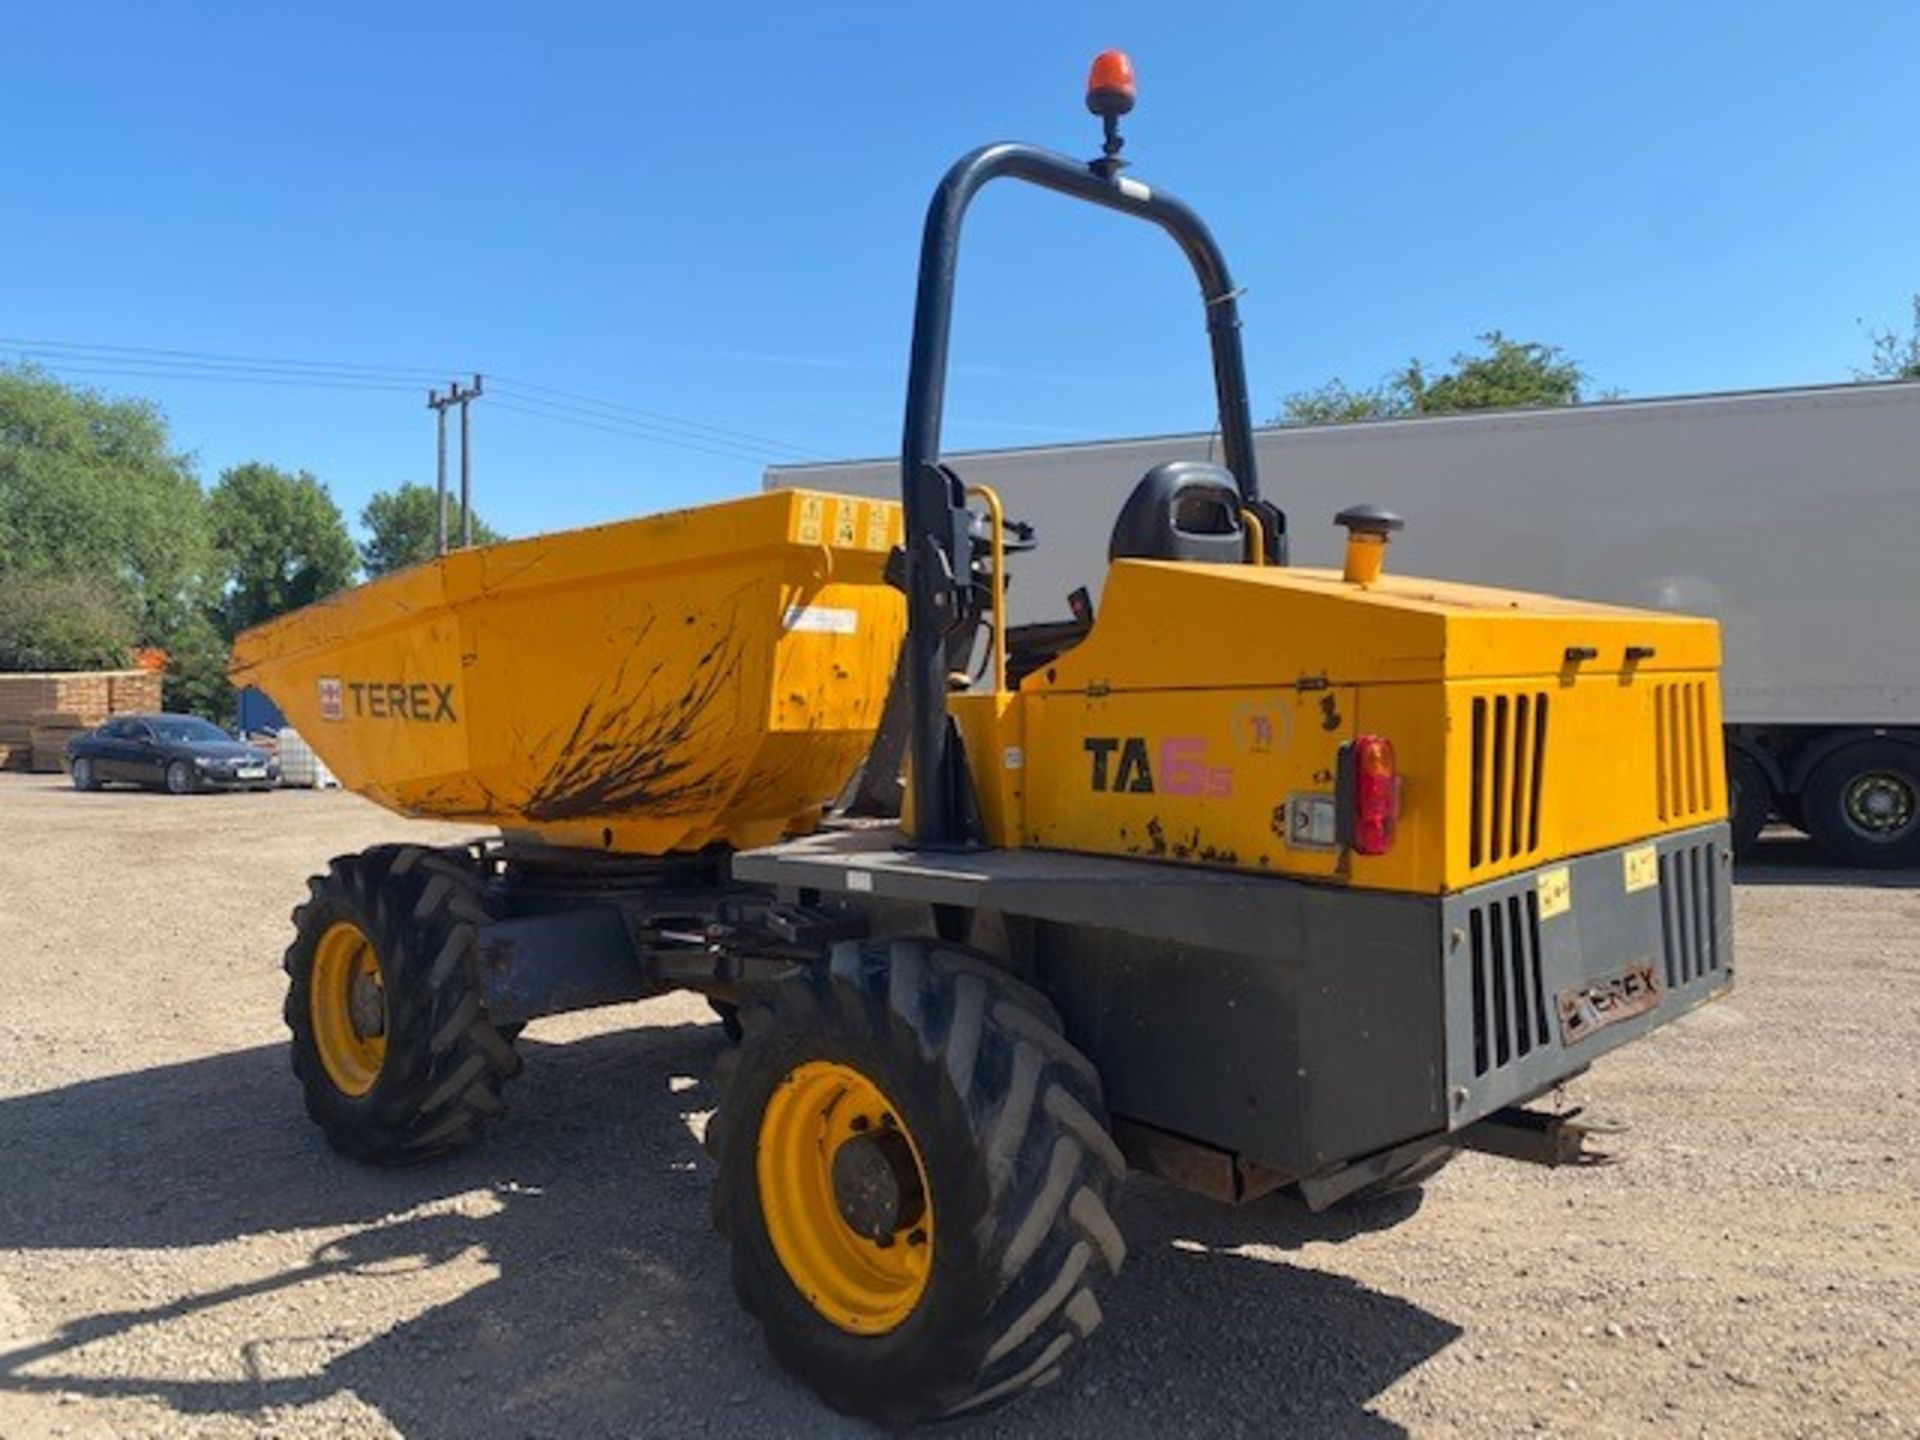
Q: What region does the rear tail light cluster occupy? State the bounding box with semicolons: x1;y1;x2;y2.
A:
1342;734;1401;856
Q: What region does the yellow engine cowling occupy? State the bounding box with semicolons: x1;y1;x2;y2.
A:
949;559;1725;896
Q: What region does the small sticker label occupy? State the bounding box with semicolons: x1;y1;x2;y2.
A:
832;500;860;548
783;605;858;635
797;494;824;545
1003;746;1024;770
318;676;344;721
1623;844;1659;893
847;871;874;892
1537;866;1572;919
1285;793;1339;850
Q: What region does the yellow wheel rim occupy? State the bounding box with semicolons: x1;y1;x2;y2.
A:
310;919;386;1098
756;1060;935;1334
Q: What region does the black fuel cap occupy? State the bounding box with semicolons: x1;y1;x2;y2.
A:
1334;504;1406;538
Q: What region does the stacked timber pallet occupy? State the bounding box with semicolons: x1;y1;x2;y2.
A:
29;711;87;773
0;669;164;771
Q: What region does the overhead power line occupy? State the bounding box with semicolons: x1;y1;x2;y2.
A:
1;356;421;394
487;396;794;465
0;336;445;382
0;335;828;465
487;376;836;459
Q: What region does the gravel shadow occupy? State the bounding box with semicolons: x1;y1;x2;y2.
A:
0;1022;1459;1437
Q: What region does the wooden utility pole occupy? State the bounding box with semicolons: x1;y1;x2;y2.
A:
427;388;450;554
427;374;483;552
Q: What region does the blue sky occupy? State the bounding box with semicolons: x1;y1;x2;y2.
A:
5;3;1916;540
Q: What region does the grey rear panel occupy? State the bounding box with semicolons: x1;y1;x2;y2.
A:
1442;823;1732;1128
734;822;1733;1176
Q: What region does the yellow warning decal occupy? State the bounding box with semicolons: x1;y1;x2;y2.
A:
1537;865;1572;920
1623;844;1659;894
833;500;860;548
797;495;824;545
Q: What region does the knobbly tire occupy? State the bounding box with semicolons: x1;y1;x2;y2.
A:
709;997;744;1043
711;938;1127;1425
284;844;521;1163
1728;750;1772;860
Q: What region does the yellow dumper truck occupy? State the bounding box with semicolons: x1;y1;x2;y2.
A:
231;53;1732;1424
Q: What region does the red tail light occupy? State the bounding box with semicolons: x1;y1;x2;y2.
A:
1351;734;1400;856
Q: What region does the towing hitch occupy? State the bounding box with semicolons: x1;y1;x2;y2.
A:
1458;1104;1618;1167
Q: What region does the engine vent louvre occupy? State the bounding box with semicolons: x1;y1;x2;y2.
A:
1469;692;1549;870
1468;889;1551;1078
1654;680;1716;823
1659;837;1724;988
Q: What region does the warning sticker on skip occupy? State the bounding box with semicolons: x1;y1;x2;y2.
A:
783;605;858;635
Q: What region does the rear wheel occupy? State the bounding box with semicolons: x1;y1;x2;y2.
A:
70;757;97;792
1728;750;1772;859
1803;740;1920;869
284;844;522;1162
712;939;1126;1424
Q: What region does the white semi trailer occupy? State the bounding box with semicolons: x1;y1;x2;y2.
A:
768;379;1920;867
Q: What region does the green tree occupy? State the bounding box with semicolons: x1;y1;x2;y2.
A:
161;611;234;719
0;572;137;671
206;462;357;636
359;482;504;577
1279;332;1587;426
0;364;210;636
1860;295;1920;380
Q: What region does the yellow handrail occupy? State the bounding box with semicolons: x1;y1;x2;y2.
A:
967;484;1009;694
1240;507;1266;567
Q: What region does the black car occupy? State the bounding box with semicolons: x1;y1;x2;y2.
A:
66;713;280;794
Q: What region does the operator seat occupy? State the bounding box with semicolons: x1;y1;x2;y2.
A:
1108;460;1246;563
1009;460;1247;685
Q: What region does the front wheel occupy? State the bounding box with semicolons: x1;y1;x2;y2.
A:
712;939;1126;1425
1804;740;1920;868
284;844;522;1162
165;759;196;795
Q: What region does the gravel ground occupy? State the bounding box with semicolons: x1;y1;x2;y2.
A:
0;772;1914;1438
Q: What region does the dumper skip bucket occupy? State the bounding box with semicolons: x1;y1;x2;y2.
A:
230;490;905;854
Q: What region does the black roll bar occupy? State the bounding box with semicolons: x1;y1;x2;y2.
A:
899;141;1283;848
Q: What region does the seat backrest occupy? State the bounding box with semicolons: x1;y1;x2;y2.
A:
1108;460;1246;564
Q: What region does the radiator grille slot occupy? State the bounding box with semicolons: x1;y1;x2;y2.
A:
1469;691;1549;869
1659;839;1723;988
1654;680;1716;823
1468;890;1551;1077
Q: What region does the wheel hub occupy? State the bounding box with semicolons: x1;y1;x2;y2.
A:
348;971;386;1038
309;920;387;1098
756;1060;935;1334
1845;772;1916;836
831;1123;927;1243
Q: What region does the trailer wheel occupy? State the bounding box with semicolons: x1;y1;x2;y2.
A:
284;844;522;1163
1803;740;1920;868
1728;750;1772;859
712;939;1126;1425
